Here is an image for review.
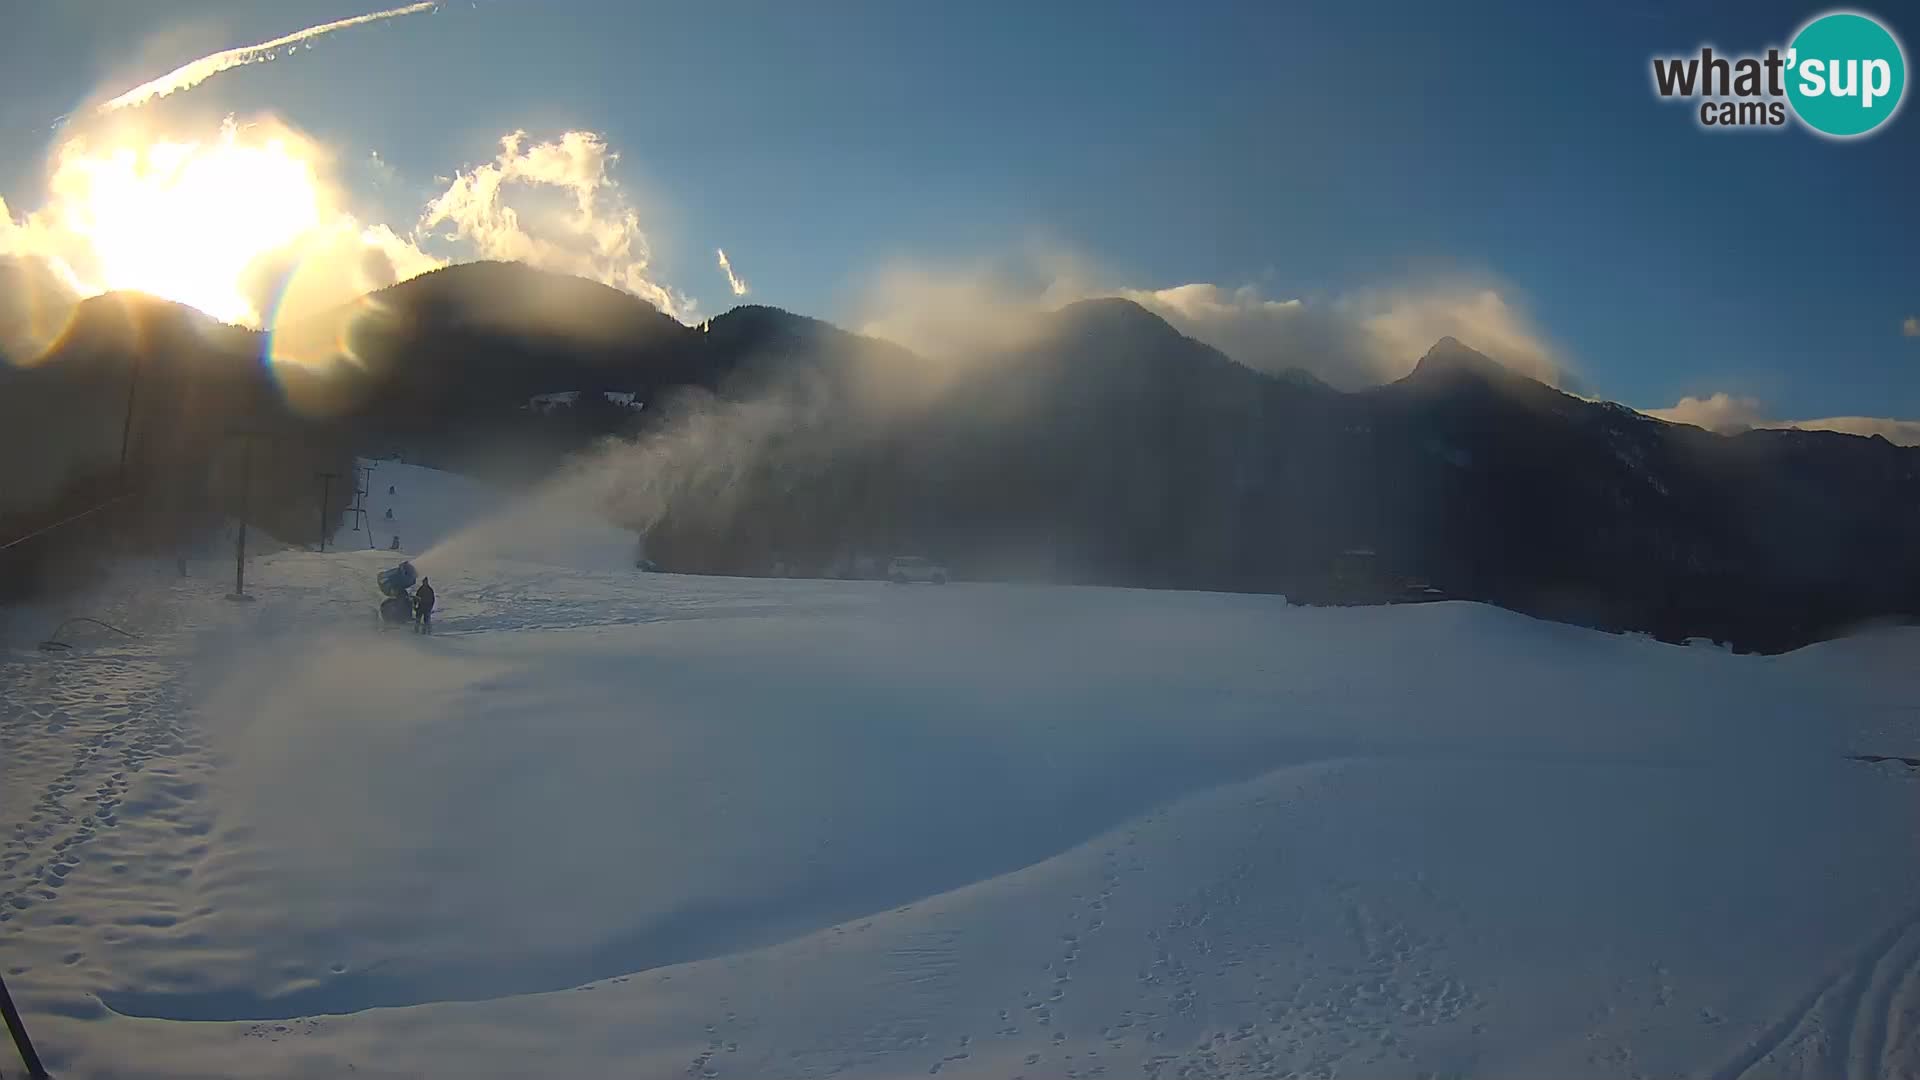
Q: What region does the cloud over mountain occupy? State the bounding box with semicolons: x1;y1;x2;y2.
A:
0;115;702;336
854;251;1568;389
421;130;686;319
1117;280;1568;390
1645;392;1920;446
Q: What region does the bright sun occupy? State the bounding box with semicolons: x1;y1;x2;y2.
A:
45;117;328;325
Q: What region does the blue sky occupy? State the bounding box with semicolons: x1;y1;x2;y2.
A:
1;0;1914;426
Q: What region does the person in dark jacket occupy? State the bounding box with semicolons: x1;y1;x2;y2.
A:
412;578;436;634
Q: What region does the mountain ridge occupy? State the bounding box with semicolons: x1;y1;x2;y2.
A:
2;258;1914;650
0;260;1884;436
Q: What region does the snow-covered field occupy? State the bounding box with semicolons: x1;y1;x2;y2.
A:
4;461;1920;1078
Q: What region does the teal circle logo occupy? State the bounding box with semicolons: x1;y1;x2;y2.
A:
1786;11;1907;137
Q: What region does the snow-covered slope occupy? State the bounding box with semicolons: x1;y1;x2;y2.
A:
3;464;1919;1079
333;456;636;570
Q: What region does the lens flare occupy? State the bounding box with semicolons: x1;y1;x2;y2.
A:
0;112;449;406
49;117;327;325
0;255;84;365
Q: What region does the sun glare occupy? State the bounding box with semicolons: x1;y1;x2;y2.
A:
48;117;328;325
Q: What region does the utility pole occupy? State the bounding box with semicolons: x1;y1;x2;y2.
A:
359;461;377;549
316;471;337;552
231;435;254;601
118;351;142;491
341;462;372;544
225;430;271;603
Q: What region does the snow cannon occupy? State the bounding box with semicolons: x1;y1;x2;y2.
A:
376;561;418;599
378;596;414;627
375;561;419;629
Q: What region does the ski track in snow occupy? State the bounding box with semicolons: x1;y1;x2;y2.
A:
3;461;1920;1078
1713;906;1920;1080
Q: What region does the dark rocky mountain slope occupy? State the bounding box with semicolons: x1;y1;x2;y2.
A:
5;259;1912;650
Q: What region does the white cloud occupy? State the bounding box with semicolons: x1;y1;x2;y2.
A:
1644;393;1766;433
1110;283;1356;380
854;252;1568;390
0;196;79;291
1355;285;1565;386
420;130;688;318
1115;281;1567;389
1794;415;1920;445
854;255;1093;360
94;2;437;114
1643;393;1920;446
1904;315;1919;337
1;115;707;348
716;248;749;297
